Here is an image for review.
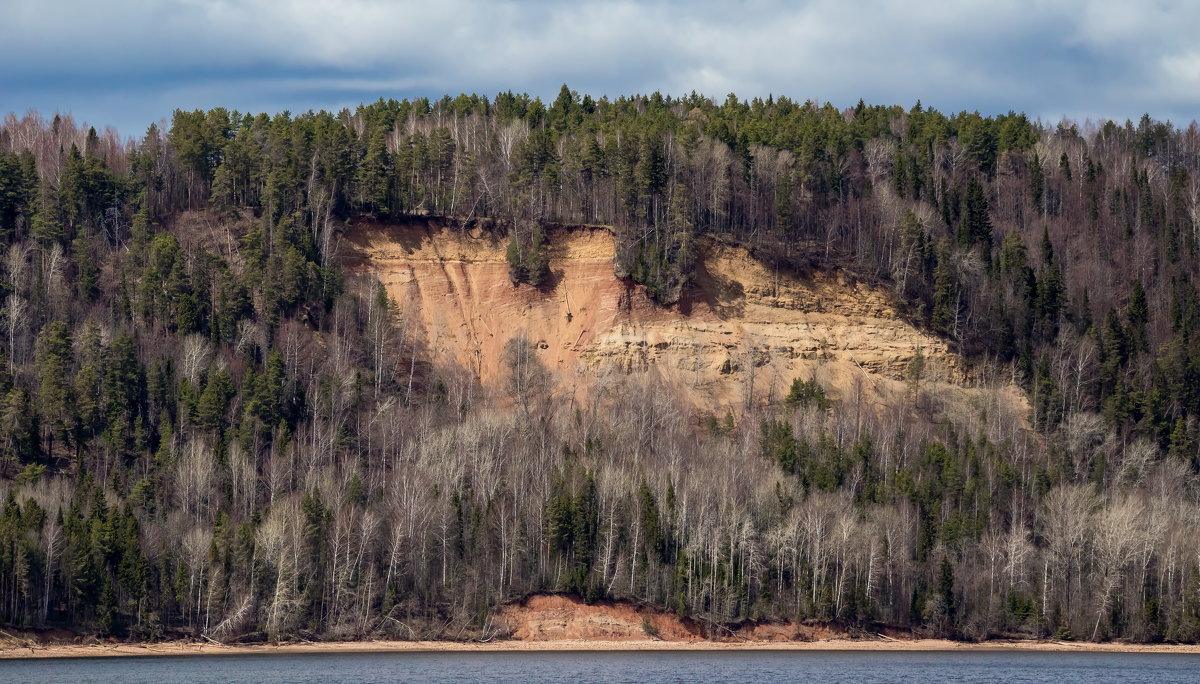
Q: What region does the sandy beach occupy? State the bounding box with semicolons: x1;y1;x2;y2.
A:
3;638;1200;659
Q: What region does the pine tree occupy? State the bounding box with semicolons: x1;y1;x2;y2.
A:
957;176;992;262
35;321;74;457
1029;152;1045;214
31;177;63;246
357;129;393;215
932;243;961;338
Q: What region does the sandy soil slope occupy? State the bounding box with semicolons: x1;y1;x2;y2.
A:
495;593;848;643
341;219;1026;423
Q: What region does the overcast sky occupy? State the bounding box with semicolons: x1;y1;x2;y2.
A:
2;0;1198;138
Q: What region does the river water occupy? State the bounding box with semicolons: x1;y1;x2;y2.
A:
2;650;1198;683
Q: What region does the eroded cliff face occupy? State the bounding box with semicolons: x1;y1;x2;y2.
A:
494;593;869;642
342;219;1019;417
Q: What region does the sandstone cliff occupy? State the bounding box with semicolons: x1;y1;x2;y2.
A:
342;219;1024;422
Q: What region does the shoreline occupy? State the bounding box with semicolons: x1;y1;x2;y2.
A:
4;638;1200;659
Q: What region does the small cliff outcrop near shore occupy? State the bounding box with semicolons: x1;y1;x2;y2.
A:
495;593;864;643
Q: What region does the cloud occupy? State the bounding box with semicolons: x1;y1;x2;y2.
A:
2;0;1198;137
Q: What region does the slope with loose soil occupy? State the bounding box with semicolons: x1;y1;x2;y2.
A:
494;593;850;643
341;218;1025;420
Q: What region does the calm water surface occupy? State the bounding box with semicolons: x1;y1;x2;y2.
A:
2;650;1198;683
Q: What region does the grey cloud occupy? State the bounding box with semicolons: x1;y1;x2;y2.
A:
2;0;1198;137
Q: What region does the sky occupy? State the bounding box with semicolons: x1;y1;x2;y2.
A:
2;0;1199;138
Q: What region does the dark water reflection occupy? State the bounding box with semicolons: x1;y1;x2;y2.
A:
2;649;1198;683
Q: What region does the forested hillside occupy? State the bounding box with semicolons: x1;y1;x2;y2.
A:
1;87;1199;643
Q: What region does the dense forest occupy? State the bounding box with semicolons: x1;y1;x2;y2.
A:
1;86;1200;643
